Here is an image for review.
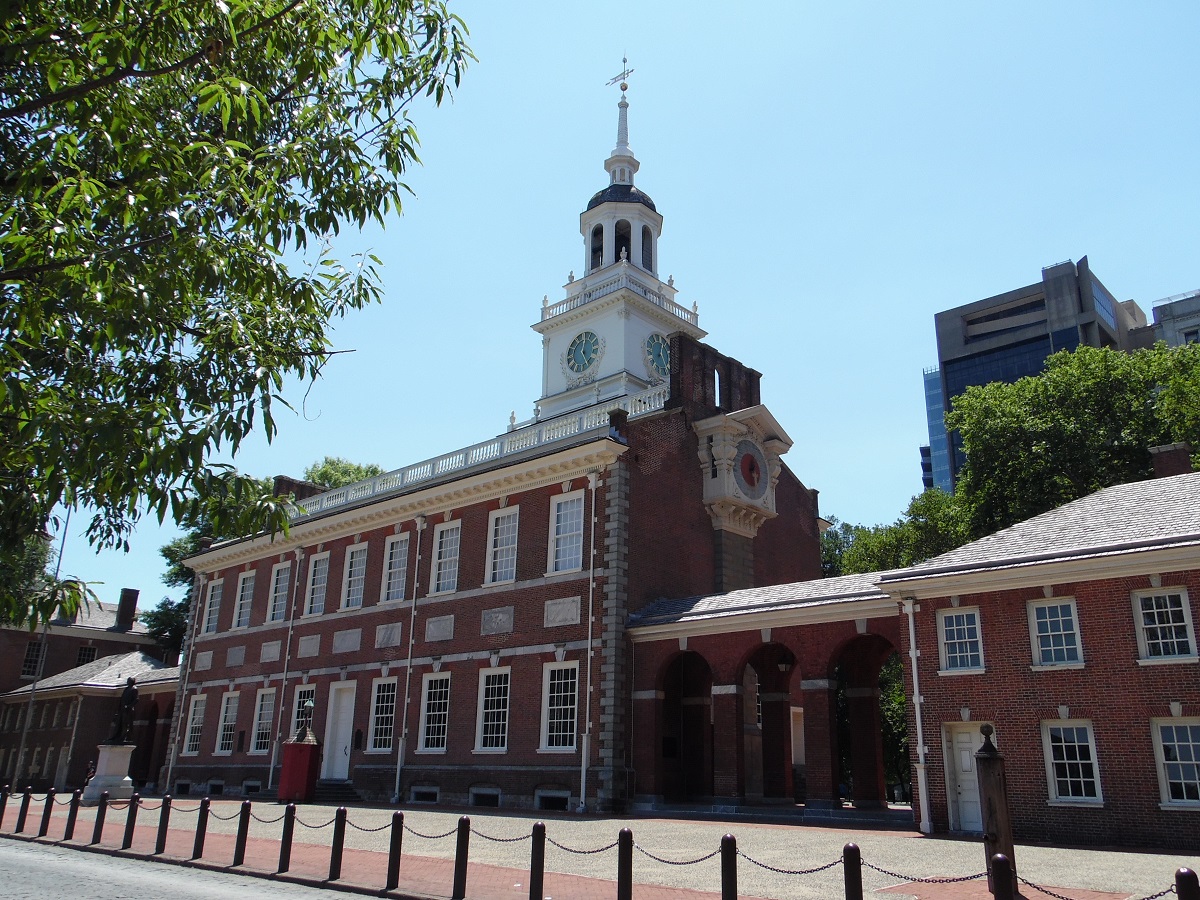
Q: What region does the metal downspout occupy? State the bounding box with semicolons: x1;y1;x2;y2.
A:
267;547;305;790
393;516;426;803
578;472;599;812
904;597;933;834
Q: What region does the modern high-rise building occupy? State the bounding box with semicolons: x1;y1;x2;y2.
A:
921;257;1148;489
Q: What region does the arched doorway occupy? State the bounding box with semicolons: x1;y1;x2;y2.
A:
831;634;901;809
660;651;713;802
740;643;797;803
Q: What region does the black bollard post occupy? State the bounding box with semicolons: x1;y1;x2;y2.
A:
155;795;172;854
15;788;32;833
64;790;81;841
38;788;56;837
843;843;863;900
450;815;470;900
121;793;140;850
1178;868;1200;900
278;803;296;874
976;725;1017;896
0;784;8;830
328;806;347;881
192;797;210;859
528;821;546;900
720;834;737;900
232;800;251;867
617;827;633;900
991;854;1016;900
385;811;404;891
91;792;109;845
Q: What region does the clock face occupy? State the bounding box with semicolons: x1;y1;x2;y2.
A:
645;333;670;379
566;331;600;373
733;440;769;501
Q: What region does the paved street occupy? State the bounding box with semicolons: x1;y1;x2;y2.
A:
1;797;1196;899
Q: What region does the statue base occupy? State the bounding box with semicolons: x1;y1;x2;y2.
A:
81;743;136;805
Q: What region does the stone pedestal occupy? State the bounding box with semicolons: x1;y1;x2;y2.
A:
81;743;135;805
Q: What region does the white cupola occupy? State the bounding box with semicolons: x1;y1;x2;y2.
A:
530;70;705;421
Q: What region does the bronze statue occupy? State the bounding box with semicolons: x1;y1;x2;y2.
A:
107;676;138;743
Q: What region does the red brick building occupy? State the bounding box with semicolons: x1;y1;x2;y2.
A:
878;469;1200;850
0;650;178;791
165;91;825;810
0;587;162;696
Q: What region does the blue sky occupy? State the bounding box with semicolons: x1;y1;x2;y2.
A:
65;1;1200;609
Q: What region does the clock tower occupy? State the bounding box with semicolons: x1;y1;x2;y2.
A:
532;80;705;419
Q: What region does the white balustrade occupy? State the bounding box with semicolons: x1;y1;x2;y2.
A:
292;384;670;521
542;269;697;326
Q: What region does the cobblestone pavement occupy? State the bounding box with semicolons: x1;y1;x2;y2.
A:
2;796;1197;900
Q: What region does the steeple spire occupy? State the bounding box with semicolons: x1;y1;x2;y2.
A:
604;57;639;186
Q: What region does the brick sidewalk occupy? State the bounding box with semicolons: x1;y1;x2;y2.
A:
0;803;750;900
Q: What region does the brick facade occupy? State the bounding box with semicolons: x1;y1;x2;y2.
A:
169;340;824;811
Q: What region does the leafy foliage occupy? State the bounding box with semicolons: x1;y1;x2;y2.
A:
303;456;385;489
825;490;967;577
139;594;189;656
0;0;471;625
948;343;1200;538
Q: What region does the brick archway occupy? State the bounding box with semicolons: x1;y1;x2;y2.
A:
739;642;797;802
659;651;714;802
831;633;898;809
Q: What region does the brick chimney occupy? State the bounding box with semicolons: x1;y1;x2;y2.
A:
116;587;139;631
1149;443;1194;478
273;474;329;502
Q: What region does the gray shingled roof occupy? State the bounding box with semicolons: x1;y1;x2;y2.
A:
51;599;148;634
2;651;178;698
879;471;1200;583
628;572;893;629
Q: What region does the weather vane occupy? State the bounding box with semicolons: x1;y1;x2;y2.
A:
606;55;634;94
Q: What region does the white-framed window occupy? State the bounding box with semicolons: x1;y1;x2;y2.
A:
380;533;410;603
202;580;223;634
540;661;578;751
76;645;98;666
215;692;239;755
234;571;255;629
1041;720;1102;804
342;543;369;609
486;508;519;584
548;491;585;573
304;551;330;615
1028;598;1082;667
1133;589;1196;662
269;562;291;622
183;694;206;755
432;522;461;594
20;641;44;678
937;607;984;672
251;688;275;754
292;685;316;736
419;673;451;752
474;667;511;752
1152;718;1200;806
369;678;398;752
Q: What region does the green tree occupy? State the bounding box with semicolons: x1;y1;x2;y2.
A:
304;456;385;489
839;489;967;575
948;343;1200;538
820;516;855;577
0;1;471;625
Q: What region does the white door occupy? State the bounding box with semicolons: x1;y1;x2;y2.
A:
322;683;357;780
946;723;991;832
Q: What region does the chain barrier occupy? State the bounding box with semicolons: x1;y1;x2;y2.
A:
346;819;392;833
171;802;204;813
139;800;163;811
634;843;720;866
208;807;242;821
737;850;843;877
403;823;459;840
545;836;619;855
1130;888;1178;900
107;800;131;811
54;795;73;806
249;810;288;825
295;814;338;830
862;859;988;884
470;825;531;844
